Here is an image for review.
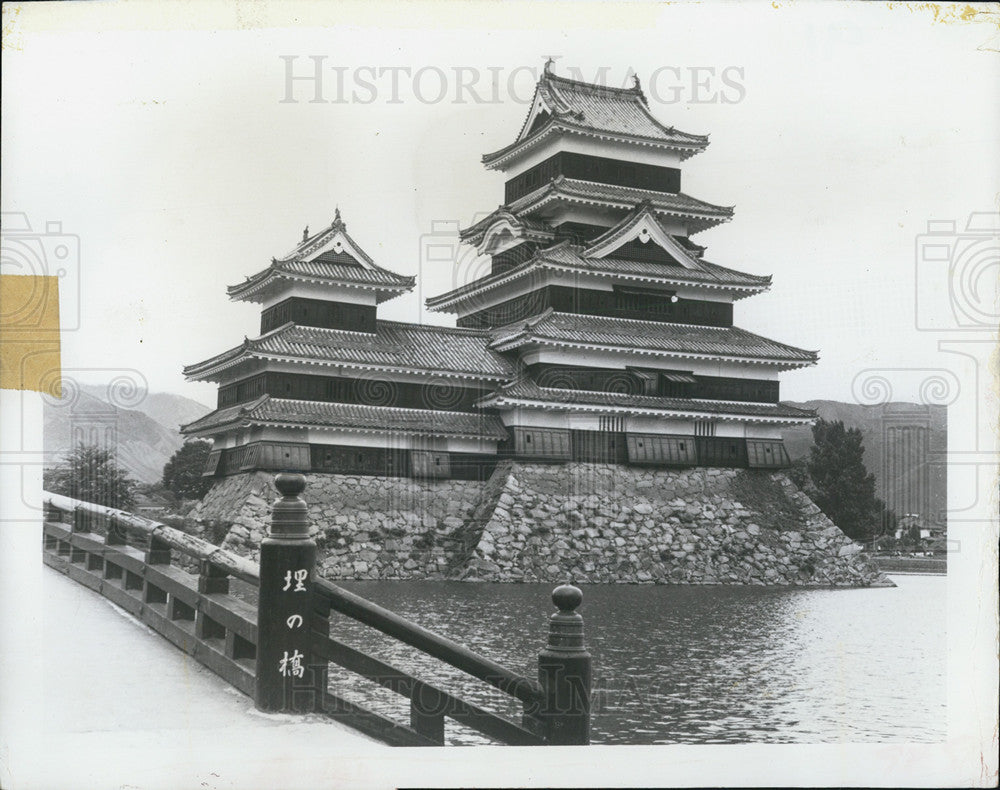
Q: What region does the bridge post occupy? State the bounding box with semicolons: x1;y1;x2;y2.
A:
255;473;318;713
537;583;592;745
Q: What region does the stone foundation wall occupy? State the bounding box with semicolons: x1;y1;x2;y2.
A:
186;464;891;587
187;471;487;579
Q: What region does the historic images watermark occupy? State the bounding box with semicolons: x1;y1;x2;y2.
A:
278;59;746;106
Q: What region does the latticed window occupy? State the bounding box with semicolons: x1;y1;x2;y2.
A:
599;415;626;433
694;420;716;437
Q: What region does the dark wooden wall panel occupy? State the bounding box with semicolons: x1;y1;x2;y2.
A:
261;297;377;334
505;152;682;203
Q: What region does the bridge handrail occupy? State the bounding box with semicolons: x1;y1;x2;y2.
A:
313;577;542;706
43;492;259;584
43;492;540;702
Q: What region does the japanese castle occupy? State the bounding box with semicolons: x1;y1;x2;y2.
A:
182;64;817;479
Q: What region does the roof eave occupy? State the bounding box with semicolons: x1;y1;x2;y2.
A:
226;270;415;304
253;420;507;442
479;395;818;424
490;335;818;367
481;123;709;171
426;261;768;313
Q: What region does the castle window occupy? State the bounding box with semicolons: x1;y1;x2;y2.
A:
694;421;716;437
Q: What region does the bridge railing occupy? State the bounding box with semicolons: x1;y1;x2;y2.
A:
41;476;591;747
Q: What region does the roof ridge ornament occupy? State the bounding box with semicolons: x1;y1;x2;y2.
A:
302;226;309;242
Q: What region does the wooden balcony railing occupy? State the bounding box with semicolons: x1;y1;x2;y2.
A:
41;475;591;746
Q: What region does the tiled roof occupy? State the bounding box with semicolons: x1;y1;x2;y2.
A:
180;396;269;434
426;240;770;311
183;321;520;381
228;258;415;303
276;209;374;265
458;209;556;246
483;68;709;168
489;311;818;366
479;377;816;422
181;396;509;440
507;177;733;231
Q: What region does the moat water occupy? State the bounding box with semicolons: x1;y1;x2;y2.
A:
324;574;945;745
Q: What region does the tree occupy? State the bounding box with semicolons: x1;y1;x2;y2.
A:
44;443;137;509
162;440;214;500
804;419;886;543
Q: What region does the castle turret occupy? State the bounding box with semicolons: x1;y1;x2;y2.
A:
182;211;512;479
426;65;816;468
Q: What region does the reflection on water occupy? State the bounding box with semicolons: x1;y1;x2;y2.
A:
326;575;945;745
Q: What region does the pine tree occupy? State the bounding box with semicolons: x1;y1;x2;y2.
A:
162;440;213;500
805;419;885;543
44;443;137;509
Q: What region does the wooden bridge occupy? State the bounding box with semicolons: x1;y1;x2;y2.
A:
41;473;592;747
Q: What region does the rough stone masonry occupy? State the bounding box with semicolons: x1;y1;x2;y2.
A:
186;463;893;587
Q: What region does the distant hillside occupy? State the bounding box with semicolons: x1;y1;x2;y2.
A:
781;400;947;525
44;386;212;484
130;391;212;433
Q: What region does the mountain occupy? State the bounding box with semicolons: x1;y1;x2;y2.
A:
44;386;212;484
127;391;211;434
781;400;947;525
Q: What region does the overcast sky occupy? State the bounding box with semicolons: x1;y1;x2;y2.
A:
3;1;998;409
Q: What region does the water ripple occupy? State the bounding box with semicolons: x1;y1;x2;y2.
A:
326;575;945;745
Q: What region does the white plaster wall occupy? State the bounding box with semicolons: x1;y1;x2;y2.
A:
627;415;695;434
499;408;569;429
253;426;308;442
745;424;786;439
714;422;746;438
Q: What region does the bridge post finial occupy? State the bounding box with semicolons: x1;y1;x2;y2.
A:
255;473;320;714
536;582;591;744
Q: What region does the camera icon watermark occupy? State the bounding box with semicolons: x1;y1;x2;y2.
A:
417;217;494;320
1;212;82;332
914;212;999;331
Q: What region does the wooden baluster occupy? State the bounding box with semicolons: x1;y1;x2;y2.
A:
106;514;128;546
195;561;229;640
145;532;172;565
255;473;316;714
69;507;89;563
410;682;445;744
90;510;110;539
310;595;331;713
537;584;592;745
142;531;171;604
198;560;229;594
72;506;91;534
42;502;61;551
